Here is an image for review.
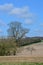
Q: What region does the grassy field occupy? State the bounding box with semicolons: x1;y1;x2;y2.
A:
0;62;43;65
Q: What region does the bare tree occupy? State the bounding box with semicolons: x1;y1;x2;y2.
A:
26;47;36;55
7;21;29;46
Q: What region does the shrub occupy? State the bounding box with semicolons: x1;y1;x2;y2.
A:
13;49;16;55
0;44;6;56
0;38;17;56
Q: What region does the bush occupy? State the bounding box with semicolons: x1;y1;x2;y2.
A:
0;38;17;56
5;50;11;56
13;49;16;55
0;44;6;56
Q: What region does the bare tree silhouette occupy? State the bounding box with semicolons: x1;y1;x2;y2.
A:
26;47;36;55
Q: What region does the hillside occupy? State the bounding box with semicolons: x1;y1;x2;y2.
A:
0;36;42;56
16;41;43;57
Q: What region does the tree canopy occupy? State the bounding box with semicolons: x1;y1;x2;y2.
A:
7;21;29;46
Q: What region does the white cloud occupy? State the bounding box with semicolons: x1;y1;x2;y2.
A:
34;29;43;36
0;3;13;12
0;3;34;25
9;6;33;18
0;4;31;18
0;29;2;33
35;29;41;33
25;19;33;24
9;5;34;24
0;19;7;27
9;6;29;15
35;29;43;33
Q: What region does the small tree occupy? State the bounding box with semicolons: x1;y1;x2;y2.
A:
26;47;36;55
7;21;29;46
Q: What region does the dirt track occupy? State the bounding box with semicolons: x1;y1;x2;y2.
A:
0;56;43;62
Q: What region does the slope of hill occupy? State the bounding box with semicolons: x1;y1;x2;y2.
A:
16;41;43;57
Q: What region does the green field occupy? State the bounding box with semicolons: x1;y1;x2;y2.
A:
0;62;43;65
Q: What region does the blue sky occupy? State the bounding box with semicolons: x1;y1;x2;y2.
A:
0;0;43;37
